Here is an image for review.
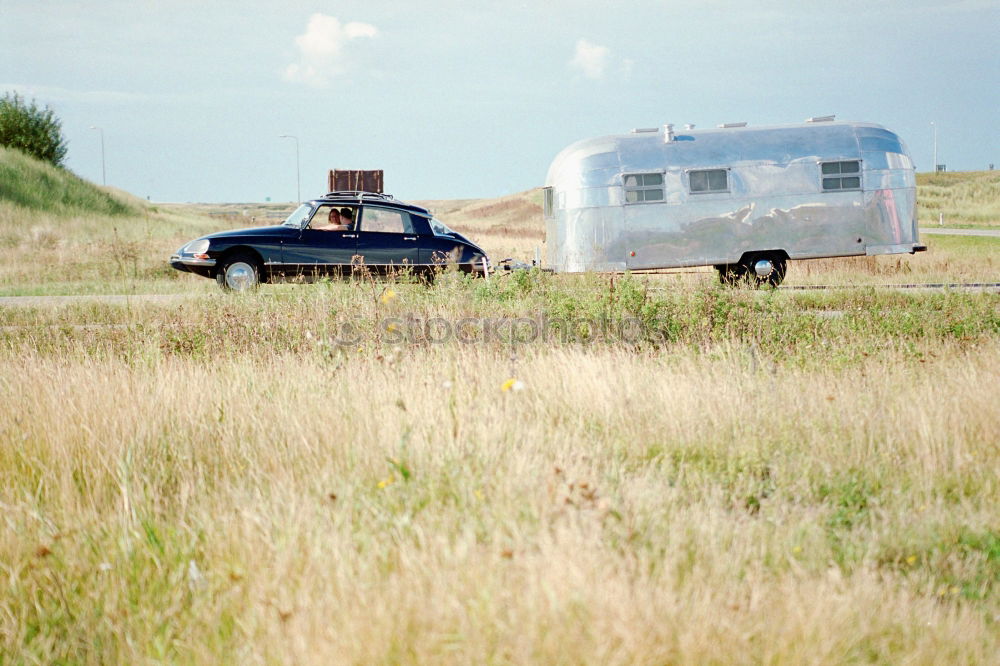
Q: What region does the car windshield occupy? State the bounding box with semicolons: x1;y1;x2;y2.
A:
282;203;313;228
429;216;457;237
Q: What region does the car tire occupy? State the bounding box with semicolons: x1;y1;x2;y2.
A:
217;253;261;292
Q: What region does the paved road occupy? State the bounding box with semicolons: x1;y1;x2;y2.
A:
0;294;194;308
920;228;1000;237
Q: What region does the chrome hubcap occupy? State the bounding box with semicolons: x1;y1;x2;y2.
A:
753;259;774;277
225;262;256;291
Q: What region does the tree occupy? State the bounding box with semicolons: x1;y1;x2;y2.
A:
0;92;68;167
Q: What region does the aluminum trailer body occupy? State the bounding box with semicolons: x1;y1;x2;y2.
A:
543;121;922;279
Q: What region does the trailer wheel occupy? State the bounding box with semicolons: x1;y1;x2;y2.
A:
742;254;786;288
718;255;787;288
716;264;746;286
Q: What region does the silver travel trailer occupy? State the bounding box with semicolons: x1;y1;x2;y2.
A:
542;119;925;285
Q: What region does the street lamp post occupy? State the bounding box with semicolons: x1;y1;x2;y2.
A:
931;121;938;172
89;125;105;186
278;134;300;201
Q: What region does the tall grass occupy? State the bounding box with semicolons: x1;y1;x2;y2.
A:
917;170;1000;226
0;149;245;295
1;313;997;662
0;161;997;662
0;145;137;217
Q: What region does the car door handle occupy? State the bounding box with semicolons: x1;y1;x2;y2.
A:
342;234;357;238
403;236;417;241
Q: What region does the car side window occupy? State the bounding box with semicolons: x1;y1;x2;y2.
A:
307;204;352;231
409;215;433;236
359;207;414;234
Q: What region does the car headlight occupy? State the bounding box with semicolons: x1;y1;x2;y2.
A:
183;239;210;255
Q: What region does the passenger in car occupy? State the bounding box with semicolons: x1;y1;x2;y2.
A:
316;208;349;231
339;208;355;228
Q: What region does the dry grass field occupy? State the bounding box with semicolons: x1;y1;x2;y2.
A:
415;190;545;262
1;149;998;663
916;170;1000;228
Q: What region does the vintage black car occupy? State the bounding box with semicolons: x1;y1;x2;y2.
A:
170;191;489;290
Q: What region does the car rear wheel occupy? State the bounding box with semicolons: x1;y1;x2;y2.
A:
217;253;261;292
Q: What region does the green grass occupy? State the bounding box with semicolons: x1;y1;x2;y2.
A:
0;147;248;295
1;276;996;370
0;145;137;216
1;284;997;662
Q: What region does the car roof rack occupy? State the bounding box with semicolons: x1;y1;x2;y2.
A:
316;190;432;216
322;190;396;202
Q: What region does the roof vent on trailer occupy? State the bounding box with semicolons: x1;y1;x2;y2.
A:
717;122;748;128
664;123;675;142
806;115;836;123
684;123;696;130
631;127;659;133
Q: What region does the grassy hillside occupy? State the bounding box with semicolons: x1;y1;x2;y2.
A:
917;170;1000;226
0;145;137;217
415;189;545;260
0;147;232;295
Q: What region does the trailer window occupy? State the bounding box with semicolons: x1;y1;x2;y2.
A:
821;161;861;191
624;173;664;203
689;169;729;193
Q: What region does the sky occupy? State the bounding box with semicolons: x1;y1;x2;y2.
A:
2;0;998;203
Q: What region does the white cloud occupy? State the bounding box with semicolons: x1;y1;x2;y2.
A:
284;14;378;88
569;39;611;80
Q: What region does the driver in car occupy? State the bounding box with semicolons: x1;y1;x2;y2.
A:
316;208;349;231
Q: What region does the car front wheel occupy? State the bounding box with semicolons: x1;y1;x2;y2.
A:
217;253;261;292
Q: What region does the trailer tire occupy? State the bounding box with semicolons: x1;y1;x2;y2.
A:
716;264;746;286
741;254;786;288
718;254;787;288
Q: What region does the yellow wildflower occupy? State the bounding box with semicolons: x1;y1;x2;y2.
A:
377;474;396;489
906;555;917;565
381;289;397;304
501;378;526;392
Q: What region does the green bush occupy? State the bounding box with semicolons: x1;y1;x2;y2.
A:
0;92;68;167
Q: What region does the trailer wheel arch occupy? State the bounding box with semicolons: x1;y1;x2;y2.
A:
718;250;788;288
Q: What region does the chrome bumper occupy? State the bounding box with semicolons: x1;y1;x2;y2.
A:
170;254;217;267
865;243;927;257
